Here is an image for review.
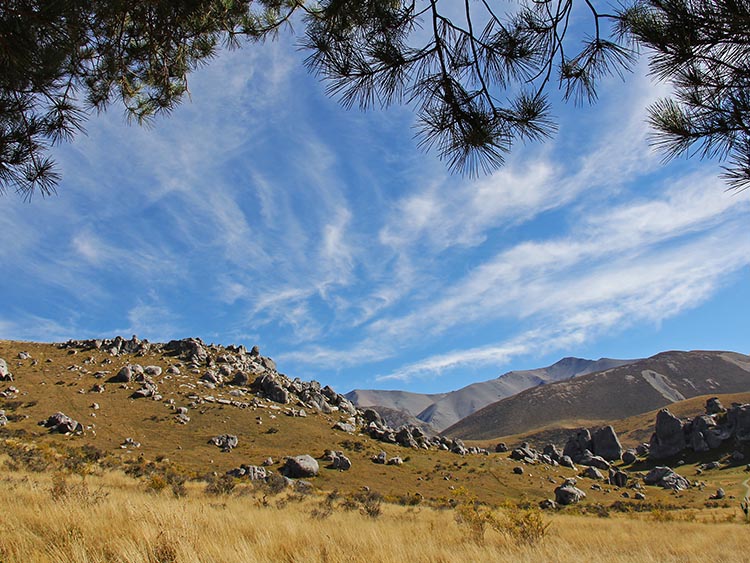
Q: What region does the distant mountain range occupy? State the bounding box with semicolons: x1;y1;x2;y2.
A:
445;350;750;440
346;356;636;432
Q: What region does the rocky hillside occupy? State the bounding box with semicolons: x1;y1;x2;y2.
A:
347;357;636;431
445;350;750;440
3;337;750;514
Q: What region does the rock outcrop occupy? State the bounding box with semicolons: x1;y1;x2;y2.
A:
649;399;750;460
564;426;624;463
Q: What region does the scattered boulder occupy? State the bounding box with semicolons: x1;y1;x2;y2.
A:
131;380;158;399
563;429;592;463
559;455;576;469
621;449;638;465
591;425;623;461
387;456;404;466
0;386;19;399
582;466;604;480
648;409;686;460
332;421;356;433
200;370;222;385
728;404;750;443
120;437;141;448
0;410;7;427
281;455;319;478
327;451;352;471
164;337;209;364
231;371;250;386
0;359;13;381
254;374;290;404
539;499;557;510
396;427;418;449
108;365;135;383
144;365;162;377
608;468;628;488
513;466;525;475
372;451;387;464
579;451;610;471
495;442;508;453
227;465;267;480
710;488;726;500
643;466;690;491
554;478;587;505
705;397;725;415
38;412;82;434
209;434;239;452
510;443;538;463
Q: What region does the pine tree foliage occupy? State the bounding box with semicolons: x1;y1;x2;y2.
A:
1;0;749;197
620;0;750;191
0;0;300;198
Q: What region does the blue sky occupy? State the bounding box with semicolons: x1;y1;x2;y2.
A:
1;34;749;395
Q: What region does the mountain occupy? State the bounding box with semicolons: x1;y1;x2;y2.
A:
445;350;750;440
346;356;636;431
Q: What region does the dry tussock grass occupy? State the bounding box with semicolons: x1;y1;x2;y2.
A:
1;466;747;563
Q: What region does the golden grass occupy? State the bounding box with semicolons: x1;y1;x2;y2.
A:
1;467;748;563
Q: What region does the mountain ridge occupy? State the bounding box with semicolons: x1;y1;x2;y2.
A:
346;356;637;431
445;349;750;440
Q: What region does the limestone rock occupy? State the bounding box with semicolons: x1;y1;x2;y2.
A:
332;421;356;433
705;397;725;415
563;428;593;463
608;468;628;488
592;425;623;461
227;465;267;480
728;404;750;443
582;466;604;480
282;455;319;478
643;466;690;491
554;479;587;505
39;412;82;434
209;434;238;452
649;409;686;460
0;359;12;382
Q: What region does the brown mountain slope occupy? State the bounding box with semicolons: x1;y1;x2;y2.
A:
485;391;750;450
445;350;750;440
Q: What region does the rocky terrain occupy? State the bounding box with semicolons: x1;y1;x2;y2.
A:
347;356;635;431
1;337;749;516
445;350;750;440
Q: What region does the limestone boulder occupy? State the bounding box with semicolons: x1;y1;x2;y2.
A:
282;455;319;478
648;409;686;459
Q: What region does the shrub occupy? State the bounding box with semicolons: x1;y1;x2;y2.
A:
310;490;339;520
145;474;168;495
262;473;288;496
497;507;551;546
359;490;383;519
453;488;497;543
204;474;236;496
